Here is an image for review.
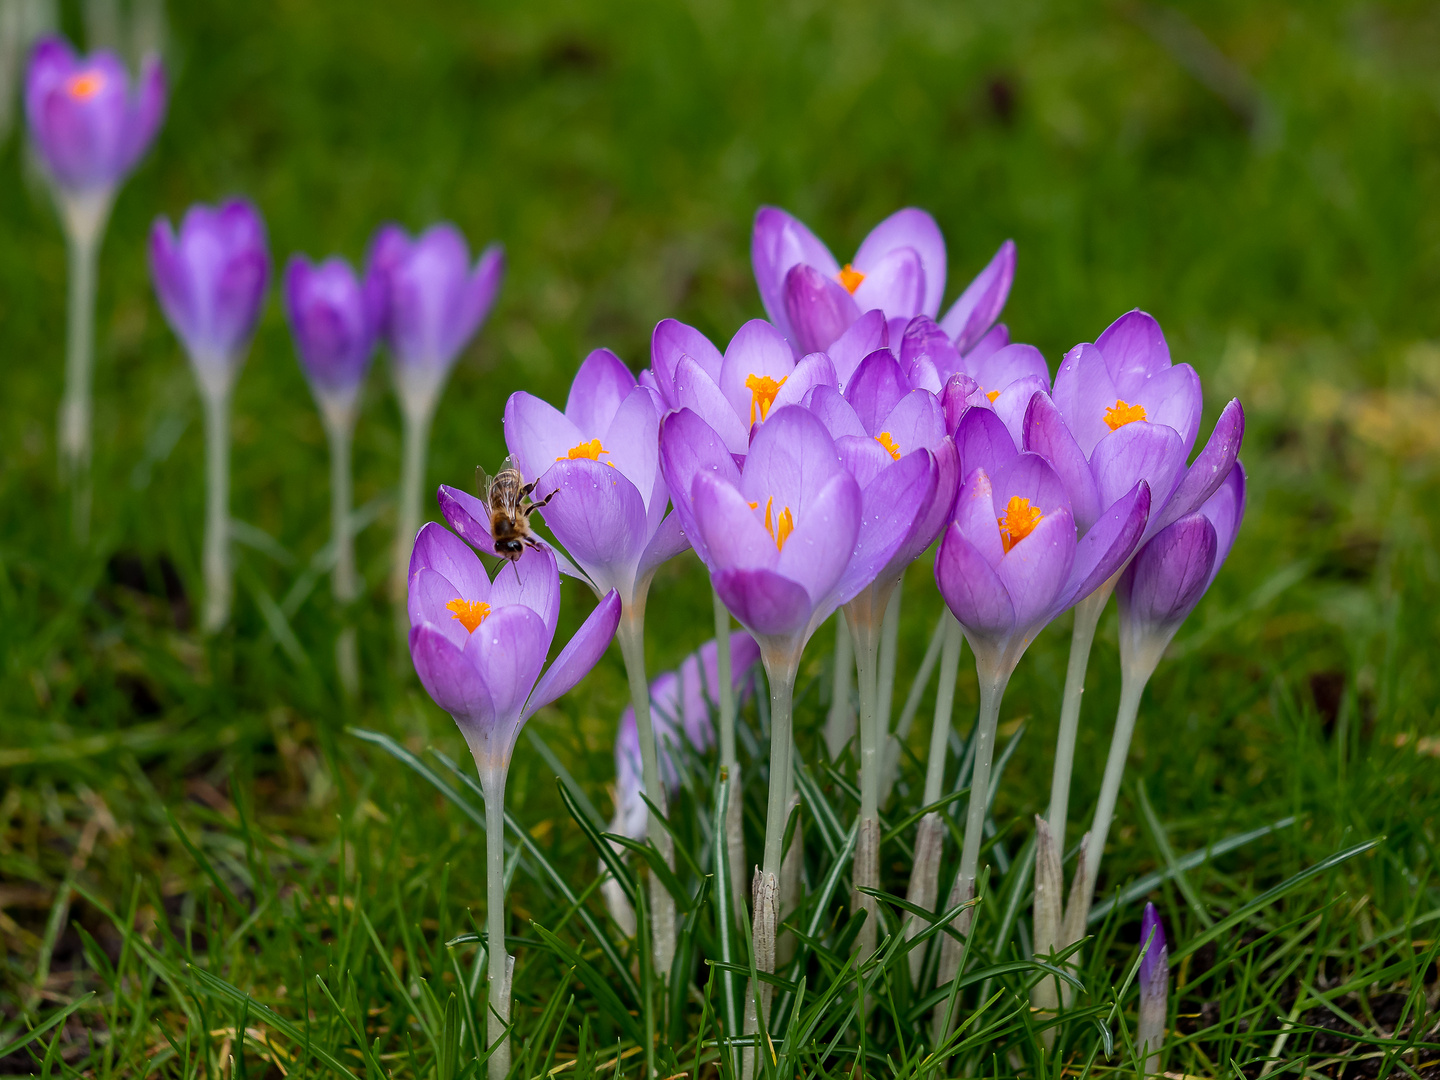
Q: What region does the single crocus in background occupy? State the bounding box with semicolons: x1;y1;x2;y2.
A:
498;347;691;972
283;253;382;696
366;223;503;624
408;521;621;1080
603;631;760;932
751;205;948;353
26;34;165;538
149;199;270;632
930;439;1150;1027
1138;902;1169;1076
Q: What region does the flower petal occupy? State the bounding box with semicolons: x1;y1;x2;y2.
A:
777;470;864;603
1052;342;1120;458
939;239;1016;353
524;590;623;720
566;348;637;435
409;567;475;648
713;567;813;638
410;623;493;730
805;384;867;441
991;451;1072;521
829;309;890;391
900;315;963;387
1023;392;1101;533
651;318;723;406
671;353;749;457
784;264;860;356
843;449;937;595
531;458;648;597
851;246;926;322
636;510;692;584
844;350;911;434
953;466;1006;569
969;343;1049;395
503;391;584;486
752;207;839;341
991;374;1049;450
1090;420;1187;516
659;408;744;565
954;404;1019;480
1065;479;1150;605
739;404;847;518
1129;362;1203;455
853;208;947;318
408;521;491;607
693;472;780;574
719;318;796;428
1199;462;1246;586
935;522;1016;639
466;604;549;732
1119;514;1217;630
601;387;661;513
487;542;561;637
878;389;947;455
1154;398;1245;532
996;506;1075;631
772;351;838;414
1096;310;1171;388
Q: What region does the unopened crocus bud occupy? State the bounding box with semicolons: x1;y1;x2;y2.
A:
149;199;270;398
24;35;165;197
366;223;503;414
1138;901;1169;1075
282;254;383;418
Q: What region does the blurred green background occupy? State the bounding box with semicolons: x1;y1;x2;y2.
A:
3;0;1439;1065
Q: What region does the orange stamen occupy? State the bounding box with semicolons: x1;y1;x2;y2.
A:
986;390;1001;403
1104;400;1147;430
762;496;795;552
557;438;615;465
837;263;865;294
876;432;901;460
997;496;1044;554
65;70;104;100
446;598;492;633
745;373;787;427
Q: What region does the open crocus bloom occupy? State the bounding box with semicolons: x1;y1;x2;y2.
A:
649;318;837;457
366;222;504;411
1032;310;1243;540
149;199;270;398
611;632;761;840
752;206;947;354
25;36;166;195
1117;462;1245;673
805;349;957;588
935;454;1150;670
408;522;621;774
660;404;928;659
497;348;690;603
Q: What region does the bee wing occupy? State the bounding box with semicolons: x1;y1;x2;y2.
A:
476;465;493;498
501;453;523;481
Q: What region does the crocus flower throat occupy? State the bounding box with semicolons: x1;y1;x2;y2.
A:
837;264;865;293
557;437;614;464
1104;400;1147;430
745;373;786;426
66;70;103;99
998;495;1043;554
446;598;492;632
751;496;795;551
876;432;901;460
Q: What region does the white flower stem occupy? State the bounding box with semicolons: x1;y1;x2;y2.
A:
615;601;676;978
823;614;854;761
392;397;435;614
57;191;111;543
712;588;746;921
904;612;963;982
200;387;232;633
848;604;882;963
1081;646;1161;910
955;653;1011;916
323;406;360;698
875;585;902;756
881;610;949;805
1045;579;1115;844
480;765;512;1080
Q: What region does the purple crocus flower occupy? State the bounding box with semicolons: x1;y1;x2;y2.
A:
408;521;622;775
752;206;947;354
149;199;270;397
661;403;931;662
486;348;690;603
282;255;383;415
366;222;504;410
649;318;837;457
936;456;1149;674
938;241;1017;354
1138;902;1169;1074
805;350;958;595
24;35;165;196
1029;311;1244;541
611;632;761;841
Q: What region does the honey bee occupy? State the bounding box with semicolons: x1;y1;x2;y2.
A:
477;456;556;564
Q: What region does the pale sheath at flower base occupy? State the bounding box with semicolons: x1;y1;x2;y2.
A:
149;199;270;395
366;223;503;409
25;35;165;196
1138;901;1170;1076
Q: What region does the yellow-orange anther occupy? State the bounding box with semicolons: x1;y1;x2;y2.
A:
65;70;105;100
997;496;1044;554
446;598;492;633
837;263;866;294
876;432;901;460
986;389;1001;403
557;438;614;465
745;374;787;427
763;496;795;552
1104;399;1148;430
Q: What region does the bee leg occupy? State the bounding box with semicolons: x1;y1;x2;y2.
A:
529;487;558;511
